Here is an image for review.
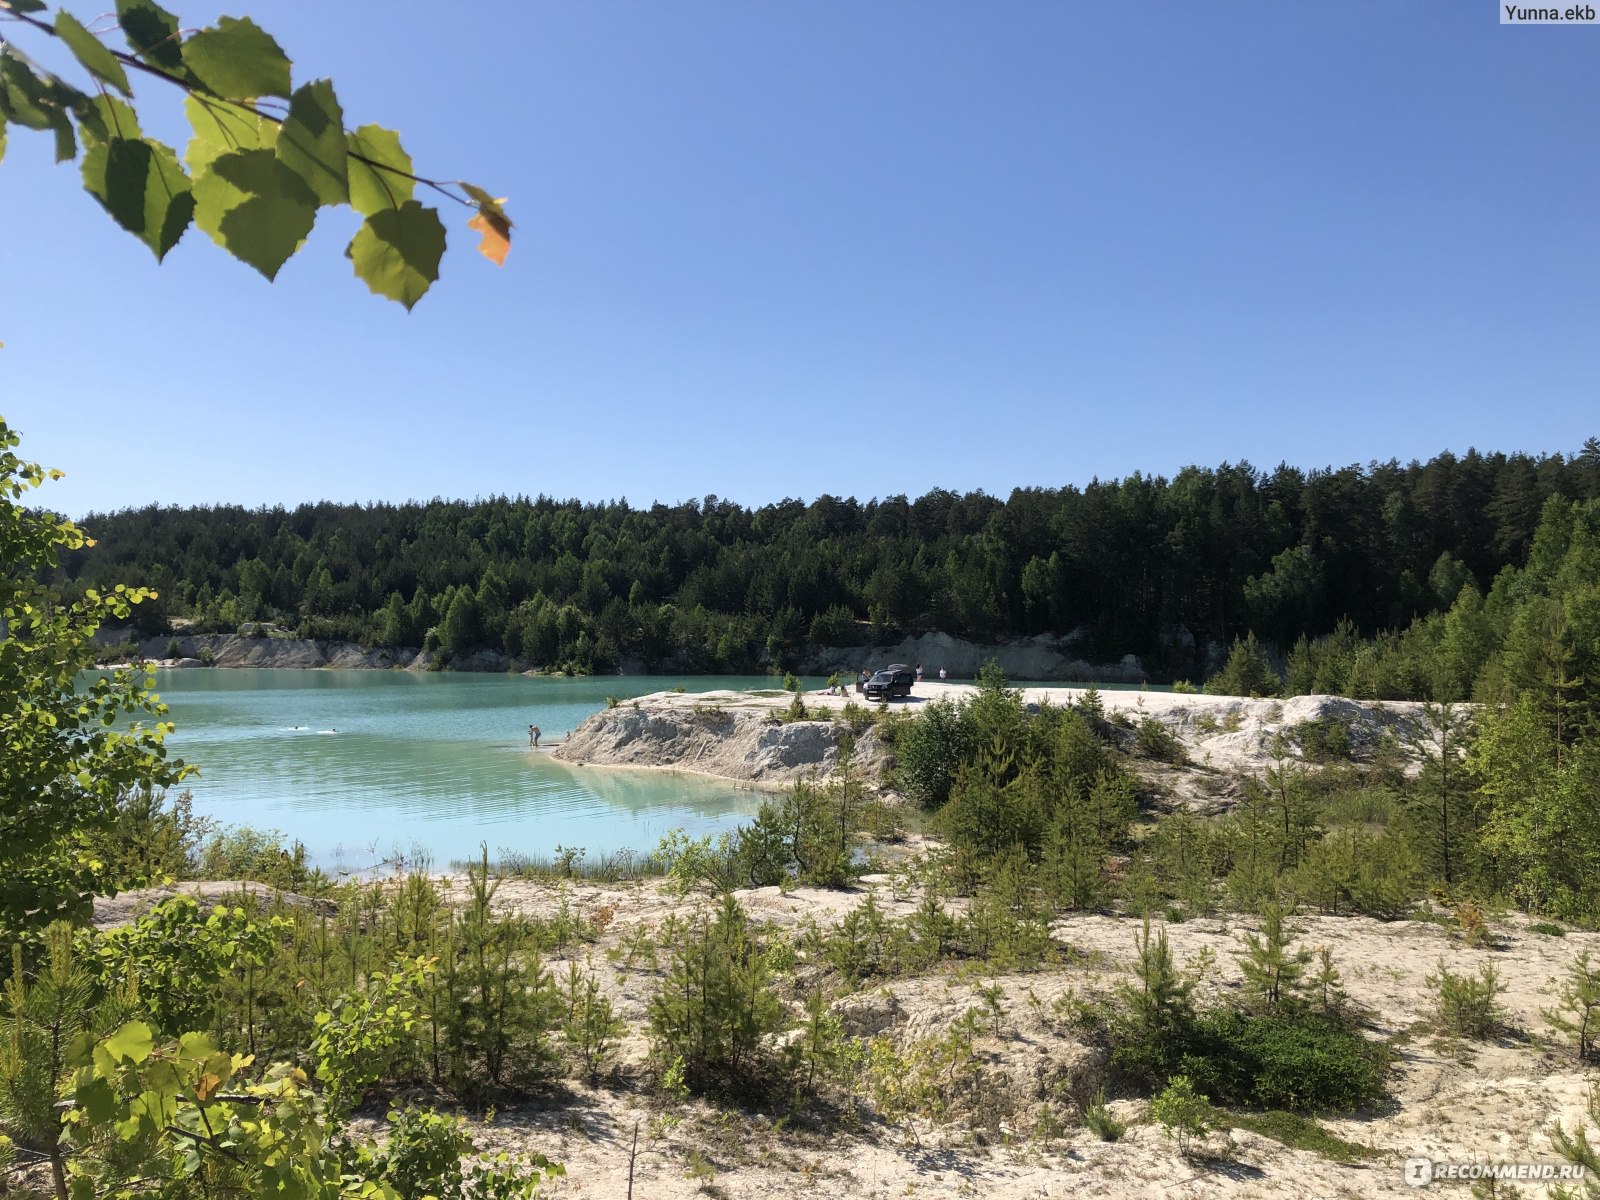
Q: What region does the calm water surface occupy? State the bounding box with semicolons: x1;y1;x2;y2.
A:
149;671;822;871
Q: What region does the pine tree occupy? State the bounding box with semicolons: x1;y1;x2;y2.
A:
1543;951;1600;1063
1402;701;1477;889
1117;917;1194;1043
647;895;786;1087
1237;902;1312;1009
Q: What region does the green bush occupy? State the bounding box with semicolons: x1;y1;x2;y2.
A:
1294;717;1354;762
1135;718;1188;764
1227;1110;1372;1161
1083;1089;1125;1141
893;697;978;809
1150;1074;1218;1157
647;894;788;1092
194;826;322;891
1114;1005;1388;1114
1186;1009;1387;1112
1426;959;1504;1040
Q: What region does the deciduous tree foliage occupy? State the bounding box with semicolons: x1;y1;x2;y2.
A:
0;417;189;935
0;0;511;306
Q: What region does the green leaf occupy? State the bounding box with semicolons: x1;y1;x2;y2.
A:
55;11;132;96
2;0;47;11
104;1020;154;1064
82;135;193;260
276;78;346;206
177;1031;215;1058
0;55;56;131
184;94;274;175
192;148;316;279
347;200;444;309
181;16;291;100
0;113;7;166
73;94;141;147
2;65;88;161
116;0;184;72
65;1030;96;1067
347;124;412;216
76;1076;119;1124
51;113;74;162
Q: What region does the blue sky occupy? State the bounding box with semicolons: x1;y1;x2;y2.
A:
2;1;1595;517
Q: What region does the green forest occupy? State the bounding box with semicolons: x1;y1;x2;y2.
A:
60;441;1600;685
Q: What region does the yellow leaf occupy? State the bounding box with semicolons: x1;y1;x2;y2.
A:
468;203;511;267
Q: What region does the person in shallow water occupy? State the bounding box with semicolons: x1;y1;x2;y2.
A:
529;724;541;747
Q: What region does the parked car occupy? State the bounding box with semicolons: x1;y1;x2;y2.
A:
863;664;915;702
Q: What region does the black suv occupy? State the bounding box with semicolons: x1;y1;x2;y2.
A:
863;664;915;702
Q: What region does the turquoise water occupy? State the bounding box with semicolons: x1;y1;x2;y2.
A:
148;671;821;872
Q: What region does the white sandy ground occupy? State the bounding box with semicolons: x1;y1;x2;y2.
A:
451;878;1599;1200
98;874;1599;1200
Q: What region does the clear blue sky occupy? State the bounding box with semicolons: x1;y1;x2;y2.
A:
2;1;1595;517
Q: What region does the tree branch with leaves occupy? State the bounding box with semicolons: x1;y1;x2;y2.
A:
0;0;511;307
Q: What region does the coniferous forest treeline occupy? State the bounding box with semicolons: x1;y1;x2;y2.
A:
62;443;1600;691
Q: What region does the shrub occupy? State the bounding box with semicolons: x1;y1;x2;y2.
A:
1542;951;1600;1062
1150;1075;1219;1157
357;1105;564;1200
1237;903;1313;1010
1135;718;1187;764
84;787;213;885
836;700;874;734
1288;828;1420;919
1170;679;1199;694
893;697;977;809
438;860;564;1096
647;895;788;1092
1083;1089;1125;1141
92;895;290;1039
1426;959;1504;1040
1228;1110;1372;1162
1294;717;1353;762
560;962;626;1081
194;826;321;890
1115;1005;1388;1114
1188;1009;1387;1113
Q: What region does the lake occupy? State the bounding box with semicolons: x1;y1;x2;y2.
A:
147;670;820;873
